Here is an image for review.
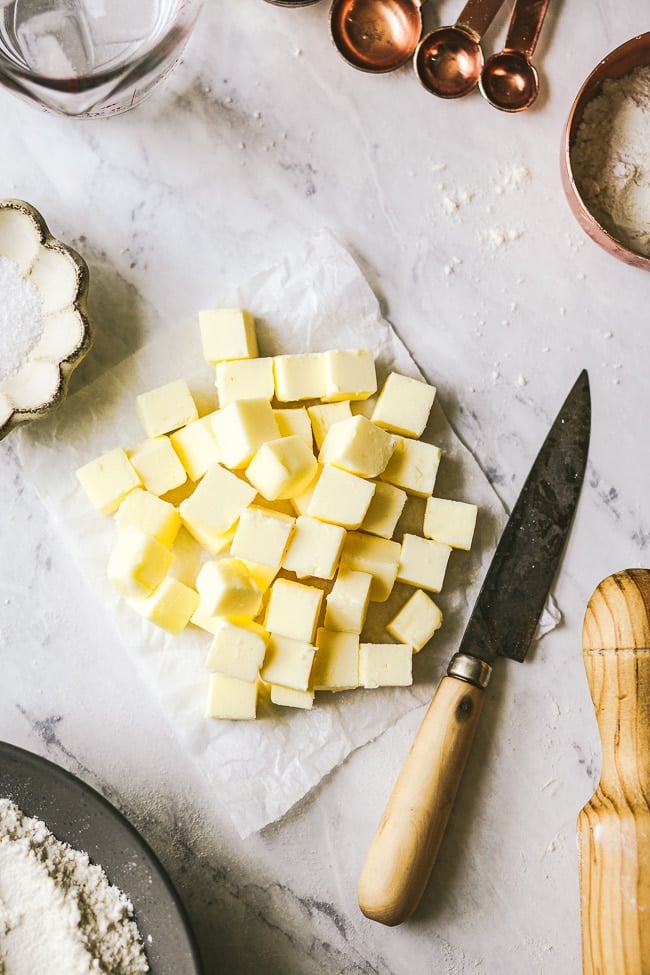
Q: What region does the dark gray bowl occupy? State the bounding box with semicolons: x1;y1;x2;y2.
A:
0;740;203;975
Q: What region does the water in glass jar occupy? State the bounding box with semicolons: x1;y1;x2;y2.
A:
0;0;176;78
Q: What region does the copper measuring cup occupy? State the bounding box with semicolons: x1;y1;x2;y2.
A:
330;0;425;73
479;0;550;111
414;0;508;98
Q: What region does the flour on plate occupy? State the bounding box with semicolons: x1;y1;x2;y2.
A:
0;798;149;975
571;65;650;256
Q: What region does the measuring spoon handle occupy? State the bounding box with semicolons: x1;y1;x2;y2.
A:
456;0;508;41
503;0;550;59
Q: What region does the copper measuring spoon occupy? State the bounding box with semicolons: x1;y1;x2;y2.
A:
479;0;550;111
330;0;425;73
414;0;508;98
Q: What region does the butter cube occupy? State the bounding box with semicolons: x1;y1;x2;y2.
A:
259;634;316;691
308;401;352;450
265;578;323;642
107;528;175;599
359;643;413;688
381;435;442;497
76;447;141;515
269;684;315;709
129;577;199;635
205;619;268;682
323;568;372;633
282;515;346;580
199;307;258;364
211;399;281;469
273;407;313;446
423;497;478;551
307;464;375;529
240;560;279;592
136;379;198;437
361;481;407;539
206;672;258;720
230;505;295;568
318;415;395;478
215;357;275;407
398;533;452;593
179;463;256;538
115;488;180;547
371;373;437;437
169;414;221;481
312;628;359;690
128;436;187;497
289;463;321;516
387;589;443;652
322;349;377;402
196;558;262;619
339;531;401;602
183;522;235;558
191;600;227;634
273;353;326;402
195;558;263;618
246;436;318;501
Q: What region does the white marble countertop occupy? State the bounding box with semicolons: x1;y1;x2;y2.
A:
1;2;649;972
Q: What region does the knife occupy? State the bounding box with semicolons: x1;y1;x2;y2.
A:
357;369;591;926
579;568;650;975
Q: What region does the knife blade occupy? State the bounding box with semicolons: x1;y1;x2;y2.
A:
357;369;591;926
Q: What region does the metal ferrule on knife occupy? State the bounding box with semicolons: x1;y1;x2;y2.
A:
447;653;492;688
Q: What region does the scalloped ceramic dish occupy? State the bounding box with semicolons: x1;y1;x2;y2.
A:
0;199;92;439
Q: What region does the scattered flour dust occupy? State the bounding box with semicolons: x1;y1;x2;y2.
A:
436;160;529;254
0;256;43;382
571;65;650;256
0;798;149;975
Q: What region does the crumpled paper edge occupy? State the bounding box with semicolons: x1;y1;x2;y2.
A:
16;230;532;837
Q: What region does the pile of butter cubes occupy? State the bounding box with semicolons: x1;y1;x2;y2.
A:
76;309;477;720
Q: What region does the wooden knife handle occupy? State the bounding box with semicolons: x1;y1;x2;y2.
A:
579;568;650;975
358;666;486;926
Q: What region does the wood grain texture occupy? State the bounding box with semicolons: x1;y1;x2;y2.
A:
582;568;650;652
579;568;650;975
357;675;484;926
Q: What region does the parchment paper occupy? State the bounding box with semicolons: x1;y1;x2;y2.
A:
18;231;508;838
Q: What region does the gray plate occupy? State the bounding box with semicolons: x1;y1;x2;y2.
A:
0;740;203;975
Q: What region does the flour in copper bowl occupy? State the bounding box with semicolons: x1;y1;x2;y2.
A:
0;798;149;975
571;65;650;256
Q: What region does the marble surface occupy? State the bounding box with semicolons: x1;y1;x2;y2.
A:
1;2;649;972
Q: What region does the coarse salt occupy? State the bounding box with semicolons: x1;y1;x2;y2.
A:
0;256;43;382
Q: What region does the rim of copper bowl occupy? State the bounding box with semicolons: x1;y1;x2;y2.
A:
562;31;650;271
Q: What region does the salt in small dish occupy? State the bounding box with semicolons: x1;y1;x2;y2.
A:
0;199;92;439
